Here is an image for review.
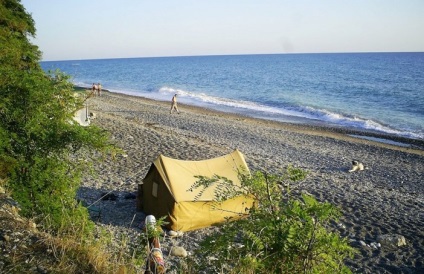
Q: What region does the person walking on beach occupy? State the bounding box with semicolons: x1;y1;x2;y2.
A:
170;94;180;114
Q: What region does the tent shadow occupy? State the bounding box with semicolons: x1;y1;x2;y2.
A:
77;186;145;229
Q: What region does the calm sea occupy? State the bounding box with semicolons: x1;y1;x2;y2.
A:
41;53;424;140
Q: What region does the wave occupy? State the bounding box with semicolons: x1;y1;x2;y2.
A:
312;108;422;139
156;87;423;140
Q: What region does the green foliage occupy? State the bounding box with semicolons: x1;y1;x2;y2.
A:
190;168;356;274
0;0;118;231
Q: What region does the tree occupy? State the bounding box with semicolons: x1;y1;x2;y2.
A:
0;0;116;230
189;168;356;274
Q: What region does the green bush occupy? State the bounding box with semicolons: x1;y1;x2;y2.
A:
1;0;117;231
190;168;356;274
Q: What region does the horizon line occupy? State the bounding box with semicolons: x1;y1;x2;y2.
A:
41;50;424;62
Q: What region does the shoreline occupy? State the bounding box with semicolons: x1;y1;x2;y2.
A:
174;102;424;154
76;85;424;151
86;88;424;155
79;89;424;273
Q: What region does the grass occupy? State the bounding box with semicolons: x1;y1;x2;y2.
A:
0;192;148;274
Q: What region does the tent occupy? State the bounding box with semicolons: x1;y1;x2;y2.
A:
138;149;254;232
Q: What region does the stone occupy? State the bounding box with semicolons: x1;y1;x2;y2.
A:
2;234;10;242
167;230;178;237
167;230;183;237
370;242;379;249
170;246;188;257
377;234;407;249
27;220;37;231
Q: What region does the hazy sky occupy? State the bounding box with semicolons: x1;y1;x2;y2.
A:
21;0;424;61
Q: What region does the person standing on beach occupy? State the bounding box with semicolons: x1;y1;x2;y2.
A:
170;94;180;114
97;83;102;96
92;83;97;96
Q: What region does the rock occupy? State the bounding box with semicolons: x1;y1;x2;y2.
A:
167;230;183;237
2;234;10;242
167;230;178;237
37;266;48;274
27;220;37;231
370;242;379;249
377;234;407;249
11;205;20;216
232;243;245;249
170;246;188;257
359;240;367;247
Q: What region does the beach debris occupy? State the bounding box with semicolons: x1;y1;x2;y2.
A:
73;107;90;126
89;112;96;119
377;234;407;249
144;215;158;234
170;246;188;257
144;215;166;273
148;247;166;273
348;160;365;172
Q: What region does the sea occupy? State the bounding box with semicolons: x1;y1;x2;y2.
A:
41;52;424;141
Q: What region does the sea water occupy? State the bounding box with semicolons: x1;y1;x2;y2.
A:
41;53;424;140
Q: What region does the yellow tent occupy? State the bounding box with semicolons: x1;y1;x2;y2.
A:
138;149;254;232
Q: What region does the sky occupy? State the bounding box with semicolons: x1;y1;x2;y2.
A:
21;0;424;61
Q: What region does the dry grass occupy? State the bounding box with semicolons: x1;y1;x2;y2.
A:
0;192;146;274
39;236;108;273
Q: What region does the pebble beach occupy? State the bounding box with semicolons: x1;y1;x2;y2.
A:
78;90;424;273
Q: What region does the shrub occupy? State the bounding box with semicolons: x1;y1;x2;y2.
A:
190;167;356;274
1;0;117;231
